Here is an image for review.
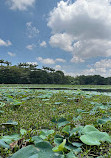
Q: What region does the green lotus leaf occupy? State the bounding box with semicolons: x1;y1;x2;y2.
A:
82;125;99;134
9;145;38;158
39;129;54;139
1;134;20;144
80;131;111;145
66;151;77;158
20;129;27;135
62;125;70;134
0;140;10;149
52;139;66;152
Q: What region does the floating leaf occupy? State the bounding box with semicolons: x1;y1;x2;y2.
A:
35;141;60;158
52;139;66;152
54;135;64;145
97;117;111;125
1;121;18;127
62;125;70;134
77;109;88;113
20;129;27;135
80;131;111;146
10;145;38;158
54;102;63;105
1;134;20;144
82;125;99;134
32;136;43;145
0;140;10;149
57;118;69;128
0;102;5;107
73;115;82;122
39;129;54;139
66;151;77;158
70;126;84;136
71;142;83;148
0;110;4;114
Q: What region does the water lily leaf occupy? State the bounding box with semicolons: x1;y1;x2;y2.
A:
57;118;69;128
32;136;43;145
0;140;10;149
80;131;111;146
9;145;38;158
62;125;70;134
54;135;64;145
66;151;77;158
70;126;84;136
82;125;99;134
1;134;20;144
54;102;63;105
0;110;4;114
20;129;27;135
71;142;83;148
97;117;111;125
42;99;49;101
52;139;66;152
1;121;18;127
35;141;60;158
0;102;5;107
29;154;38;158
73;115;82;121
77;109;87;113
39;129;54;139
80;134;100;146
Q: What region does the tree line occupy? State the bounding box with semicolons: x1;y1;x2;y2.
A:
0;59;111;85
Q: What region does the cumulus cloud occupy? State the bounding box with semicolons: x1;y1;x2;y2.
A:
37;57;55;65
55;58;66;63
8;52;16;57
26;62;38;65
49;33;73;52
26;44;35;50
26;22;39;38
7;0;35;10
40;41;47;47
76;59;111;77
48;0;111;62
37;57;66;65
54;65;62;70
0;38;12;47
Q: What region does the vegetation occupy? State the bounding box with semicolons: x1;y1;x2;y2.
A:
0;59;111;85
0;88;111;157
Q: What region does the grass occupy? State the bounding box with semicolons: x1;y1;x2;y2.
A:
0;88;111;157
0;84;111;89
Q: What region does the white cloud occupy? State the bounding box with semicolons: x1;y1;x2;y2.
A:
37;57;55;65
71;56;84;63
54;65;62;70
37;57;66;65
7;0;35;10
8;52;16;57
55;58;66;63
26;62;38;65
40;41;47;47
94;59;111;69
48;0;111;62
49;33;73;52
26;22;39;38
0;38;12;47
26;44;35;50
76;59;111;77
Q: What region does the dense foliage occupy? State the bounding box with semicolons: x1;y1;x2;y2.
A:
0;88;111;157
0;59;111;85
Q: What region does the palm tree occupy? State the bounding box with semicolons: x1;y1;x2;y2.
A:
0;59;4;66
5;61;11;67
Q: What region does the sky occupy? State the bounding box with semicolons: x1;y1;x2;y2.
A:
0;0;111;77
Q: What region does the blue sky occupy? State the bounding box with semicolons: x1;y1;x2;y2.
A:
0;0;111;77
